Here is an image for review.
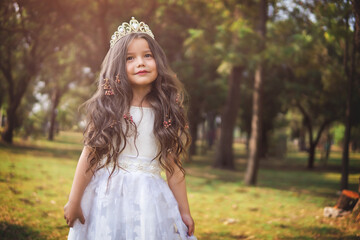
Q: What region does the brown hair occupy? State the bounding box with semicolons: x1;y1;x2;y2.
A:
82;33;191;179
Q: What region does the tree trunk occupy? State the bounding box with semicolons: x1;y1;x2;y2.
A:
307;144;316;169
341;0;359;190
353;1;360;158
206;111;216;149
188;96;202;157
245;132;250;154
48;88;61;141
245;65;264;184
259;122;268;159
189;115;199;156
1;74;29;144
200;121;207;155
298;119;307;151
214;66;243;169
1;108;16;143
306;121;331;169
244;0;267;185
0;107;3;128
0;32;37;143
297;103;331;169
324;132;332;165
352;0;360;47
307;119;315;169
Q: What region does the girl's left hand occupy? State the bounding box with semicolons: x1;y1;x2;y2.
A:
181;213;195;236
63;201;85;228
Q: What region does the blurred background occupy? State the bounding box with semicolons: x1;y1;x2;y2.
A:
0;0;360;239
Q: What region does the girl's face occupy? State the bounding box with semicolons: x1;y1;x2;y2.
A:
126;38;158;91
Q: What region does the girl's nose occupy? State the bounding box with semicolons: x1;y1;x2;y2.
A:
136;57;145;67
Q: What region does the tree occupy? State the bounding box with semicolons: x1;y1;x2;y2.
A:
161;0;228;157
213;4;245;169
213;1;258;169
264;1;349;169
244;0;268;185
39;44;86;140
296;103;333;168
0;0;72;143
341;0;360;189
214;65;243;169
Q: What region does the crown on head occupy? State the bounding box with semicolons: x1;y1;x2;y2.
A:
110;17;155;48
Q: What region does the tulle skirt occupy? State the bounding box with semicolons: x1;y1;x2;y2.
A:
67;155;197;240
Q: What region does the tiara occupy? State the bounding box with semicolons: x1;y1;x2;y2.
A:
110;17;155;48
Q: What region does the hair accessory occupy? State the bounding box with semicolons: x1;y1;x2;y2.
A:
102;78;114;96
123;113;133;124
110;17;155;48
163;115;172;128
116;74;121;83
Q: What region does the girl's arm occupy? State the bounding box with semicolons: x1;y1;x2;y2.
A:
64;146;95;227
166;157;195;236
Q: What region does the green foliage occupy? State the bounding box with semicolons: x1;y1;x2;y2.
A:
331;124;345;145
2;0;358;146
268;1;352;128
16;109;48;140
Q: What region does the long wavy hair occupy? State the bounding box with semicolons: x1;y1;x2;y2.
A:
82;32;191;179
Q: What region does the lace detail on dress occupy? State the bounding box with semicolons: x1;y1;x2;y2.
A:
118;154;161;176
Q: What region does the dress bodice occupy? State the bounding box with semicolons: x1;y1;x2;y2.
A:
120;106;159;159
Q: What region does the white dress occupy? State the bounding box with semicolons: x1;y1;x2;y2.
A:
68;106;197;240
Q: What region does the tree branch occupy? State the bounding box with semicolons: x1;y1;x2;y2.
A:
314;119;332;147
296;101;313;144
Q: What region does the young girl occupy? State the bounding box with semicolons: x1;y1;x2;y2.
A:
63;17;197;240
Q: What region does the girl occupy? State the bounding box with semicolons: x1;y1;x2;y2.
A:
63;17;197;240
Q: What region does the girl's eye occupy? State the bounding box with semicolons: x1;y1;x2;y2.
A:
145;53;153;58
126;56;134;61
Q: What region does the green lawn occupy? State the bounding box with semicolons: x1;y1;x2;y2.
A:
0;132;359;240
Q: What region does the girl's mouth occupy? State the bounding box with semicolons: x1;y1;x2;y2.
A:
136;70;148;75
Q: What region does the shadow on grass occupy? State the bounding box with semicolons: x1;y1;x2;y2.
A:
258;154;360;198
186;154;245;185
0;221;45;240
200;231;248;240
260;157;360;174
0;142;81;161
186;148;360;198
277;225;360;240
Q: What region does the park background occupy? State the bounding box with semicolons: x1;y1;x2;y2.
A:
1;0;360;239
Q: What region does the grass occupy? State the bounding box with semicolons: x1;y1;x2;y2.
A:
0;132;359;240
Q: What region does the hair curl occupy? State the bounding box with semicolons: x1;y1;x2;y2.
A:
81;33;191;179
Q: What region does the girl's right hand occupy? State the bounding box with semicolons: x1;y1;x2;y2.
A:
63;201;85;228
181;213;195;236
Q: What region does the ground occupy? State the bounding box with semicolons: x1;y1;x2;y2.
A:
0;131;359;240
